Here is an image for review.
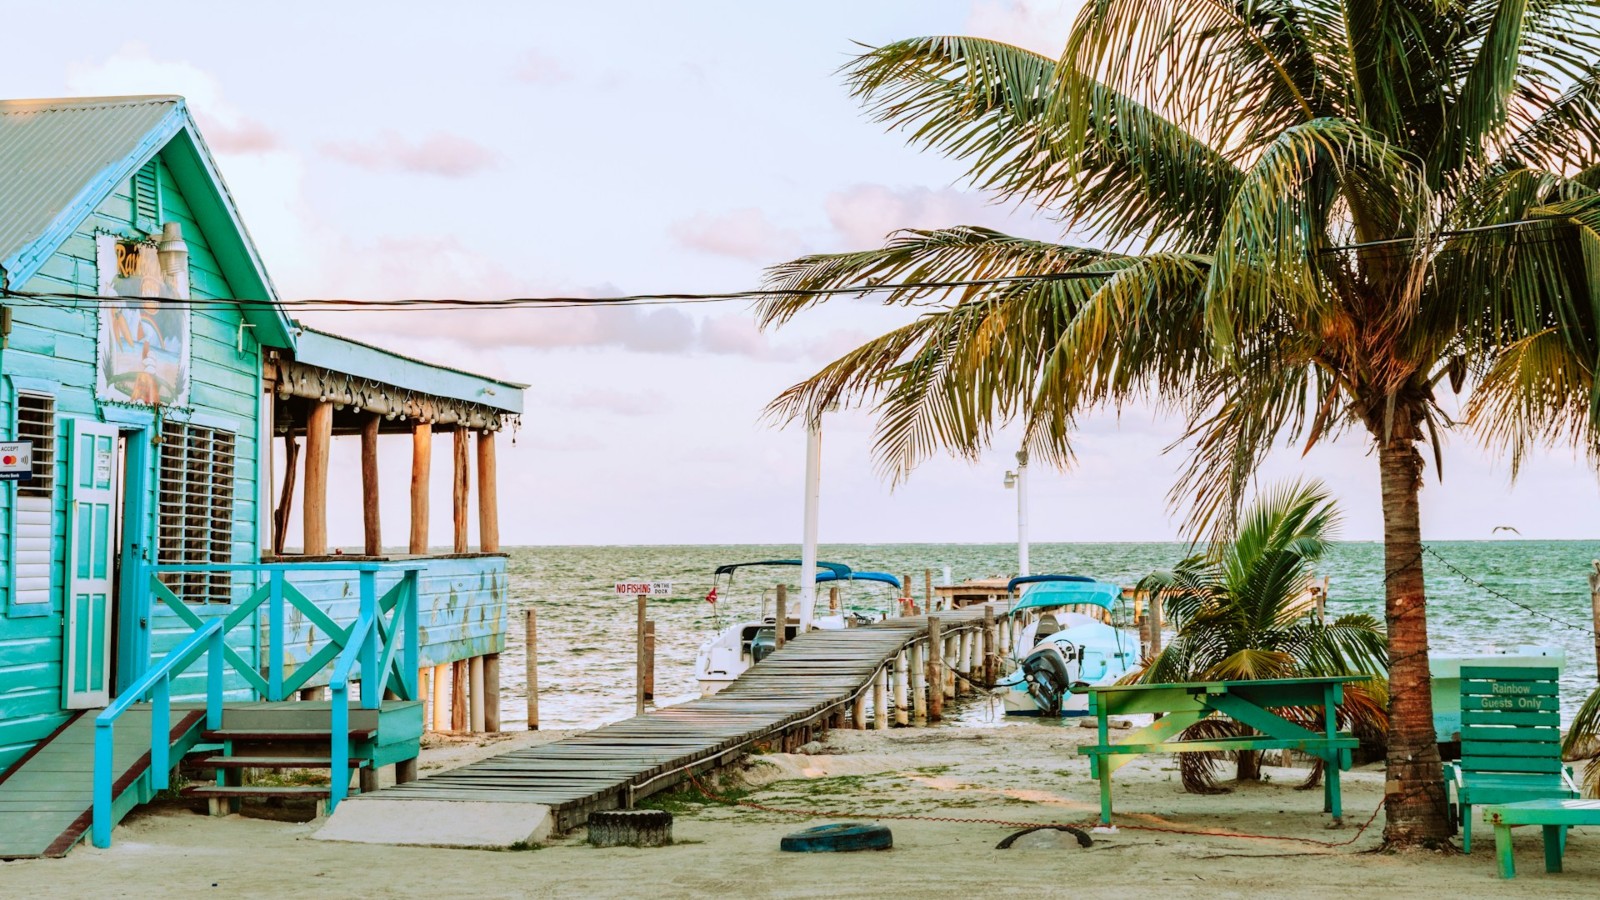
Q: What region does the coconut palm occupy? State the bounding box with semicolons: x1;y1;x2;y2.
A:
1134;480;1388;790
755;4;1600;845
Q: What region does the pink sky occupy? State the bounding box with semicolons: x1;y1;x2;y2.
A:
6;1;1599;545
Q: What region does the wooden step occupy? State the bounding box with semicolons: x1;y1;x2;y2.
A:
183;785;333;800
191;755;369;770
202;728;377;742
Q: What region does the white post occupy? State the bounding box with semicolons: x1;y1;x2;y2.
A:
798;418;822;632
1016;449;1030;577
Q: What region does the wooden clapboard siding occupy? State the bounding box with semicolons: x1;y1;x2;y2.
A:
0;150;265;774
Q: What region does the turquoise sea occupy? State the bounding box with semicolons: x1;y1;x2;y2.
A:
493;541;1599;729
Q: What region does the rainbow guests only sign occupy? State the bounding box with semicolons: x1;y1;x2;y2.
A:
0;441;32;482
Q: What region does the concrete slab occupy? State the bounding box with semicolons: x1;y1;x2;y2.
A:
313;797;554;849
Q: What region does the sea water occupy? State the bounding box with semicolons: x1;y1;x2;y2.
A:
494;541;1599;729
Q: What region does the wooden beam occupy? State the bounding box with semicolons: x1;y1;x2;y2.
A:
410;423;431;554
453;428;470;554
476;430;499;553
272;431;299;556
361;414;381;556
303;401;332;556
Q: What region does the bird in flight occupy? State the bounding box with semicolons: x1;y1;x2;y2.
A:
1491;525;1521;536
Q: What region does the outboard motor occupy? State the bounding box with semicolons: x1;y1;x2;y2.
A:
1020;644;1076;716
750;626;779;663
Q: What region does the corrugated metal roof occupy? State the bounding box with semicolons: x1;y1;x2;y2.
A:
293;324;527;414
0;95;183;271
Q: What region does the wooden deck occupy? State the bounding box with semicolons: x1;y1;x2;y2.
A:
367;604;1004;831
0;708;205;859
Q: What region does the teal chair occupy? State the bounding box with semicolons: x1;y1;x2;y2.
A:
1444;666;1578;853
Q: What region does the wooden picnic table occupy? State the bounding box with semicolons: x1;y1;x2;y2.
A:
1075;675;1363;828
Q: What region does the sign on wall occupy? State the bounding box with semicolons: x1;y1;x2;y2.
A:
0;441;32;481
95;234;191;406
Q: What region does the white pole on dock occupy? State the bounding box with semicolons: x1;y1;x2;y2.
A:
1015;449;1030;577
797;418;822;632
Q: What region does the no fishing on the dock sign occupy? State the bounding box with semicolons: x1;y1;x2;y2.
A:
616;582;672;596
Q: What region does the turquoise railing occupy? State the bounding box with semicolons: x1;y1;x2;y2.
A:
93;620;225;847
91;561;424;845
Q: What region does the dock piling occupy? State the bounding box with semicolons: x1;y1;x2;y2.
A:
926;618;943;721
894;651;909;726
911;643;926;723
635;595;648;716
451;660;468;731
485;653;501;732
644;620;656;701
874;665;888;730
525;608;539;730
470;656;486;732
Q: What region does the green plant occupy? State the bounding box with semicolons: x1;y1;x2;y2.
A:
755;3;1600;846
1134;480;1388;790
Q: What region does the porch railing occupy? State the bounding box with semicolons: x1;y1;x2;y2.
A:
92;560;425;845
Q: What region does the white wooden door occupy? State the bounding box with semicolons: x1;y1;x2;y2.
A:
64;419;119;709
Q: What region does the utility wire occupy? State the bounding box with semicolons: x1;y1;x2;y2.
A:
1420;544;1594;634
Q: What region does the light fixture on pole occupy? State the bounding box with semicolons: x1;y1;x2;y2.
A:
1003;449;1029;577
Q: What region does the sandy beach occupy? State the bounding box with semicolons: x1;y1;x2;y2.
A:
1;720;1592;899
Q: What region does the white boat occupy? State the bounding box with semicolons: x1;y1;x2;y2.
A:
694;561;903;694
993;576;1139;717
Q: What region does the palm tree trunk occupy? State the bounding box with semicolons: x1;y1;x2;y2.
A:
1375;419;1452;846
1236;749;1261;782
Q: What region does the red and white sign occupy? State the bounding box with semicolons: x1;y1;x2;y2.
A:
616;582;672;596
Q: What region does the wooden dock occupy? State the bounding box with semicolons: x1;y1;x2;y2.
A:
361;603;1008;831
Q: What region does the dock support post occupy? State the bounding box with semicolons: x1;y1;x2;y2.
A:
911;643;926;723
410;423;432;554
983;607;998;683
1588;562;1600;674
525;608;539;730
477;430;499;553
924;569;933;612
636;595;648;716
774;584;787;649
874;665;889;730
926;619;943;721
431;663;448;731
894;651;909;726
829;586;839;614
1148;590;1164;659
303;400;332;556
453;428;471;554
643;621;656;701
485;654;501;732
944;636;957;700
852;689;867;730
470;655;486;732
955;630;971;697
361;413;381;556
451;660;467;731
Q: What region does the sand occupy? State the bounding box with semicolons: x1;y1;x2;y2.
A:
1;721;1593;898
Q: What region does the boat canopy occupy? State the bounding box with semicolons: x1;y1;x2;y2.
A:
1007;574;1095;593
816;571;902;588
712;560;852;578
1009;575;1121;611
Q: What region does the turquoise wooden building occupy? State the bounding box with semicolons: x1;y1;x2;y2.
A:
0;95;524;856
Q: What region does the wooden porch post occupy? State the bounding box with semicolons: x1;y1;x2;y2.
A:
477;430;499;553
410;423;431;554
453;428;470;554
361;413;382;556
303;401;332;556
272;430;300;556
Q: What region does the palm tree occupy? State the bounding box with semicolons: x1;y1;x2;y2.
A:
755;4;1600;845
1134;480;1388;790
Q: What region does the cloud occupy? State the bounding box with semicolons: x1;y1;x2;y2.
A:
323;131;500;177
965;1;1084;55
513;49;571;84
66;42;280;155
669;208;804;262
825;183;1058;247
556;388;670;417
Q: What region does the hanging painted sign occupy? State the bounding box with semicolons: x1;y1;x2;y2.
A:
615;582;672;596
0;441;32;481
95;233;191;406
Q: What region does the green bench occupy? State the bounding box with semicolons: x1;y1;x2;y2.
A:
1443;666;1578;853
1075;676;1361;828
1487;799;1600;878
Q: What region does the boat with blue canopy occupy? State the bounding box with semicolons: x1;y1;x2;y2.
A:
694;561;904;694
993;574;1139;717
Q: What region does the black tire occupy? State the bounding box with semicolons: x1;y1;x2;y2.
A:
780;823;893;852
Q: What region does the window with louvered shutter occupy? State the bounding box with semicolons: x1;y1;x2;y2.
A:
157;422;235;603
12;394;56;606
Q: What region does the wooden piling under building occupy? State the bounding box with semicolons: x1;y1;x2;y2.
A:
357;603;1010;832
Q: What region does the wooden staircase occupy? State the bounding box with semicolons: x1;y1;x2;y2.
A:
182;701;422;817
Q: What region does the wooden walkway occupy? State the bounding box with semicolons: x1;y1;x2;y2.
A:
365;604;1003;830
0;708;205;858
